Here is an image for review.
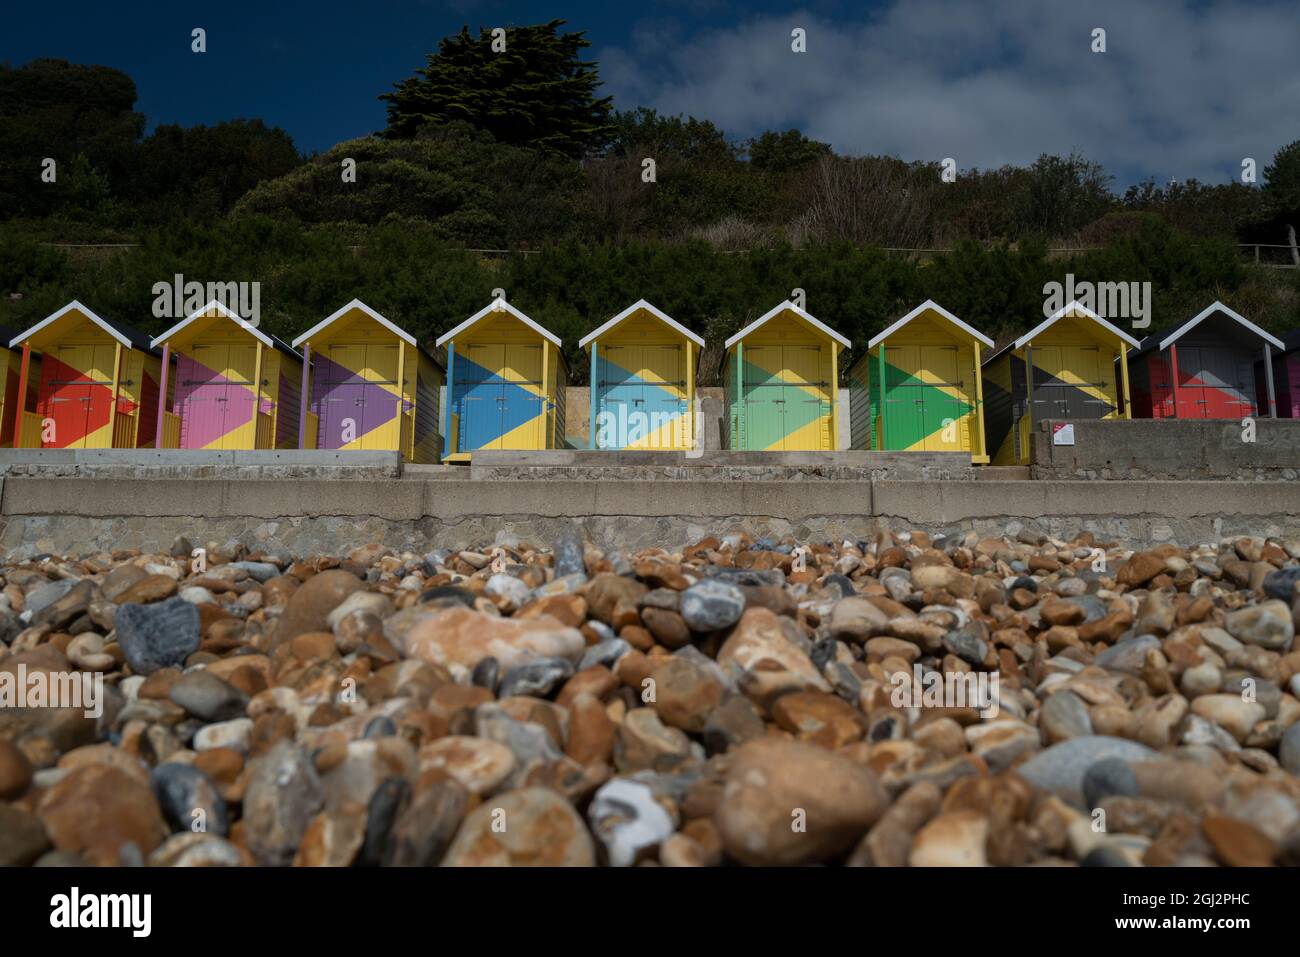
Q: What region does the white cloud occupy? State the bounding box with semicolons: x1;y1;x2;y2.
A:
600;0;1300;184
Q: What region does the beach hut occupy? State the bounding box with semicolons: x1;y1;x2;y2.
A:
1128;302;1283;420
436;298;567;462
982;300;1139;466
579;300;703;451
1258;329;1300;419
292;300;444;462
151;301;302;450
848;300;993;462
0;324;26;448
8;301;162;449
723;300;848;451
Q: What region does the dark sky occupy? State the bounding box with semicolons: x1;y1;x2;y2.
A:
3;1;1296;184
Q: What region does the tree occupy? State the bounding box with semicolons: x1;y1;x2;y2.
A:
1264;140;1300;217
130;120;302;221
747;129;831;174
0;59;144;217
380;19;614;157
1021;152;1116;239
608;108;737;162
235;124;581;246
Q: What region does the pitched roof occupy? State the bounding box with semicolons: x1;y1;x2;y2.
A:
436;298;561;349
1128;301;1284;357
292;299;418;350
9;300;158;354
152;300;299;357
867;299;994;349
579;299;705;350
724;300;850;350
984;300;1141;365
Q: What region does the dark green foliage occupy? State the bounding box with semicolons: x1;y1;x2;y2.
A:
1264;140;1300;220
747;130;832;174
234;125;581;246
0;59;144;218
130;120;302;222
381;19;613;157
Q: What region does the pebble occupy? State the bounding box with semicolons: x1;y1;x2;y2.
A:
114;597;201;674
1262;566;1300;602
150;763;229;836
1189;694;1265;743
1015;736;1157;807
579;638;631;671
168;670;249;722
37;764;168;866
441;787;596;866
715;738;887;865
552;533;587;580
486;573;531;610
1225;600;1294;651
0;803;51;866
386;779;468;866
403;606;585;671
241;741;324;866
1040;691;1093;743
828;597;890;641
679;579;746;632
275;569;364;643
588;778;675;867
910;810;989;867
497;656;574;699
418;736;515;795
193;717;253;754
1081;757;1139;809
0;737;35;799
1278;722;1300;775
716;608;830;706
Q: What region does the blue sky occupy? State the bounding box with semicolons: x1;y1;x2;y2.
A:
3;1;1297;186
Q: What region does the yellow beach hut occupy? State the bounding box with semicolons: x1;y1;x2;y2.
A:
580;300;703;451
9;301;163;449
724;300;849;451
982;300;1140;465
437;298;567;462
292;300;444;462
152;301;302;450
848;300;994;462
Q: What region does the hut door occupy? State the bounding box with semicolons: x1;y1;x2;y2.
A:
500;342;545;449
920;345;965;451
358;342;401;449
785;344;830;451
882;345;923;450
210;343;257;450
318;344;369;449
318;343;399;449
1032;346;1112;421
742;345;787;450
455;343;506;451
1177;346;1252;418
38;343;116;448
642;344;685;448
598;344;640;448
